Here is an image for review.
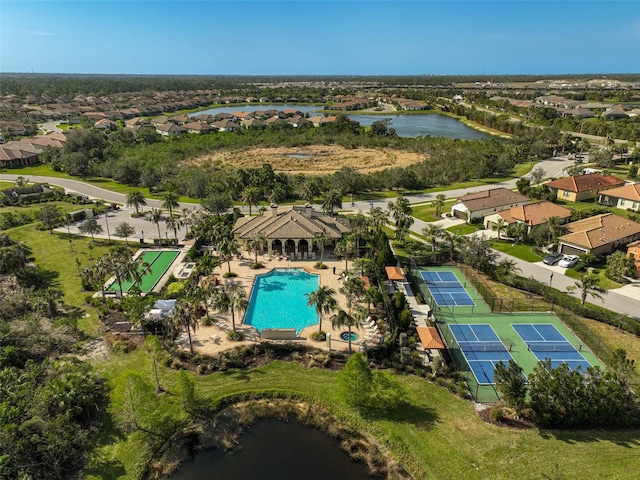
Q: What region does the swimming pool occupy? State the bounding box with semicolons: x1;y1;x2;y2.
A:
244;269;319;334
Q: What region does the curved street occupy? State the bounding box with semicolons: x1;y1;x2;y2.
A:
2;157;639;318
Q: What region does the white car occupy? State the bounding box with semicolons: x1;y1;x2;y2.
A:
558;254;580;268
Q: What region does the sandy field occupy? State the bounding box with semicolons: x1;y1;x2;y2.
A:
188;145;426;175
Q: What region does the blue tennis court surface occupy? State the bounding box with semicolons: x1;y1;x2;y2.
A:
421;271;475;307
512;324;592;371
449;324;516;385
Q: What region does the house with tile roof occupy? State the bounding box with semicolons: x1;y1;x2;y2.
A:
598;183;640;212
545;173;625;203
483;201;572;233
156;123;187;136
626;241;640;278
558;213;640;255
232;204;350;260
450;188;531;222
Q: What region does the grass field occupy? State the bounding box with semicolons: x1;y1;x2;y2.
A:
412;200;455;222
564;266;623;290
446;224;477;235
0;200;85;217
5;224;131;334
491;240;544;262
87;352;640;480
2;164;200;204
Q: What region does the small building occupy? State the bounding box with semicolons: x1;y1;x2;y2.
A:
156;123;187;136
545;173;625;203
483;201;572;233
598;183;640;212
558;213;640;255
451;188;530;223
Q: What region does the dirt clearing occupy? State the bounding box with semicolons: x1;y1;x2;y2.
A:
188;145;426;175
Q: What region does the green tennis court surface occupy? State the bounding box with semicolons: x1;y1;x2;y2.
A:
418;266;603;402
108;250;180;294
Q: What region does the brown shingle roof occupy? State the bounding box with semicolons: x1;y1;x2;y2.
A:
599;183;640;202
546;173;625;193
559;213;640;249
458;188;530;211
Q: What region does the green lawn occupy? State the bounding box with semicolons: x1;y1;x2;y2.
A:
491;240;544;262
564;266;623;290
446;224;477;235
555;198;633;218
412;200;455;222
0;181;18;189
0;200;85;216
5;224;132;334
88;353;640;480
2;164;200;204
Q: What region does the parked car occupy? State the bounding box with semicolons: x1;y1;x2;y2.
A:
558;254;580;268
543;252;563;265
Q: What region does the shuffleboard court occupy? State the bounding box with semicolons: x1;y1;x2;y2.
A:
512;323;592;371
108;250;180;294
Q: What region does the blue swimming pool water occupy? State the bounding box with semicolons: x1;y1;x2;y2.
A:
244;269;319;334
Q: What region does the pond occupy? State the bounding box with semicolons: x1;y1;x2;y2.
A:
169;419;374;480
191;104;494;140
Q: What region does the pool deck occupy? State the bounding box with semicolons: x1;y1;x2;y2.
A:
187;253;387;354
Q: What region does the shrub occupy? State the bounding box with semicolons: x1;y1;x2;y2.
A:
311;331;326;341
314;262;328;269
227;331;243;341
250;262;264;269
201;317;214;327
223;272;238;278
489;405;504;421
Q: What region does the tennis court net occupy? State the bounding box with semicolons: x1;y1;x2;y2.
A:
426;281;465;289
458;341;508;352
527;342;582;352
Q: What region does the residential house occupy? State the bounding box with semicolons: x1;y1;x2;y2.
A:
545;173;625;203
0;146;39;167
483;201;572;233
626;241;640;277
599;183;640;212
451;188;530;222
601;105;629;120
156;123;187;136
183;122;214;134
232;204;350;260
125;117;151;128
558;213;640;255
93;118;117;130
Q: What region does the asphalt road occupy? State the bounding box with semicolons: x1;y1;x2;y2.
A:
3;157;639;318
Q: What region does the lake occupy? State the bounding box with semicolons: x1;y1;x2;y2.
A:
191;104;494;140
169;419;373;480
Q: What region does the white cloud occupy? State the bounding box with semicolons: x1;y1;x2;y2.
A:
26;30;54;36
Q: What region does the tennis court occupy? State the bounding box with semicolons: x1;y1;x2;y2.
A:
513;323;592;371
420;270;475;307
449;324;516;385
107;249;180;294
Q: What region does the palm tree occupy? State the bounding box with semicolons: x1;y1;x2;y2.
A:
214;284;248;333
331;308;359;352
442;231;462;261
218;236;240;273
300;181;318;204
568;271;606;306
171;299;198;353
367;206;388;235
249;233;267;264
161;189;180;217
322;189;343;215
241;186;261;216
492;218;508;240
150;208;164;244
510;222;529;244
544;216;562;244
306;285;337;333
126;190;147;215
314;231;333;265
106;246;150;298
432;193;447;218
352;257;374;277
422;224;445;252
388;195;413;241
606;251;634;282
340;276;366;313
165;215;182;245
334;235;357;273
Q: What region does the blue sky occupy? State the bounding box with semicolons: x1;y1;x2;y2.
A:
1;1;638;75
